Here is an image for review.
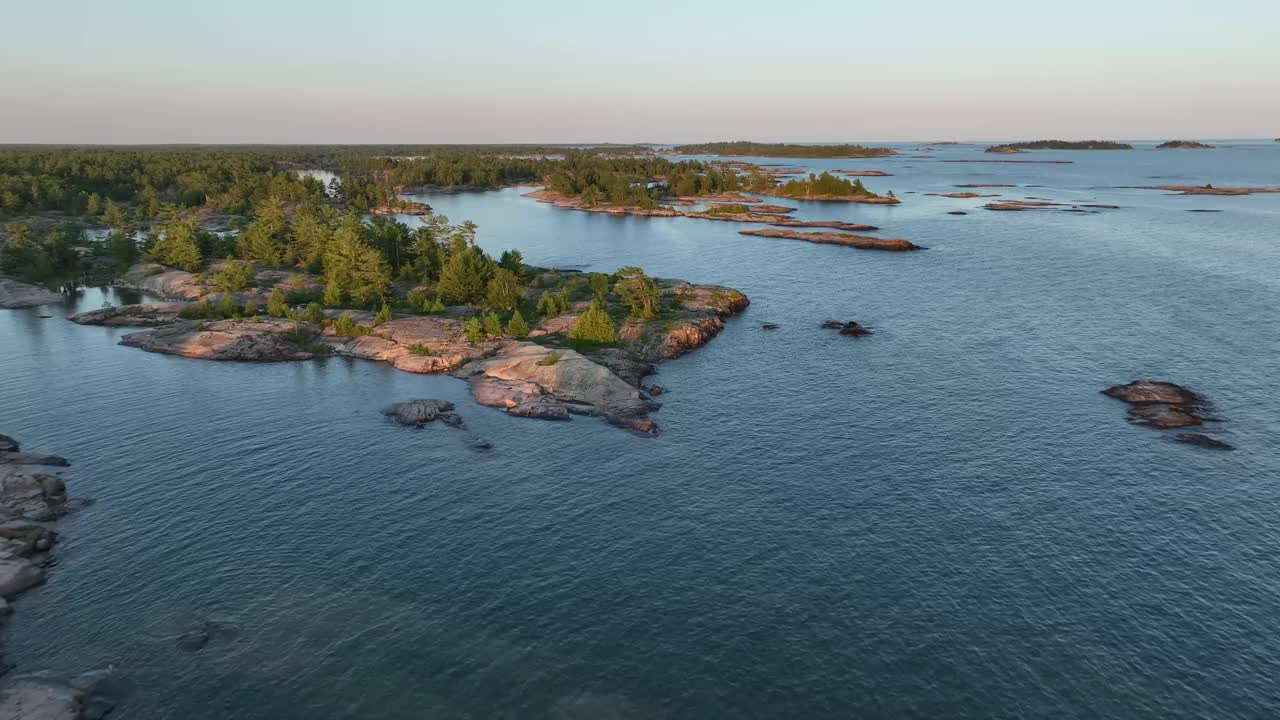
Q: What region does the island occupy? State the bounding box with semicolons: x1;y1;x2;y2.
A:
739;228;920;251
669;141;896;158
1137;184;1280;196
73;252;748;435
1157;140;1214;149
757;172;900;204
985;140;1133;152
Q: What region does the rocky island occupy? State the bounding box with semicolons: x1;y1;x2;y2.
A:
1157;140;1214;149
76;260;748;435
669;141;896;159
1137;184;1280;196
985;140;1133;152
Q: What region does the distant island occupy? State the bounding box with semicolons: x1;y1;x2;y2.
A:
985;140;1133;153
1157;140;1214;149
758;172;899;204
670;141;896;159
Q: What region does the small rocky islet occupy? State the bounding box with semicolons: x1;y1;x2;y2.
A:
1103;380;1232;450
73;262;750;435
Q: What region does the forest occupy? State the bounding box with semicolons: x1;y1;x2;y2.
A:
768;172;888;199
984;140;1133;152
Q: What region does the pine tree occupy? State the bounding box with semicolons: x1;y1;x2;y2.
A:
323;276;343;306
569;301;616;343
463;316;486;344
498;249;524;277
506;309;530;337
615;266;659;319
267;287;289;317
243;301;259;317
335;313;357;336
483;311;503;337
150;219;203;271
306;302;325;323
590;272;610;301
485;268;524;311
217;293;238;318
374;302;393;326
323;216;388;307
436;246;494;305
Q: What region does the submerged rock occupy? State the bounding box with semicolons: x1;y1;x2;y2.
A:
1103;380;1198;406
1103;380;1229;439
175;619;240;652
822;320;872;336
1175;433;1233;450
0;465;67;521
382;399;463;428
0;677;85;720
761;323;779;330
0;435;16;453
0;451;69;467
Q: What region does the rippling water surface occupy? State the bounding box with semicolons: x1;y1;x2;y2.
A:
2;142;1279;719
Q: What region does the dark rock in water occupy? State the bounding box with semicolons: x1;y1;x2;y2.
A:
1103;380;1198;406
761;323;779;330
645;384;666;397
176;619;239;652
0;436;17;453
839;322;872;336
820;320;844;329
0;451;69;467
467;439;494;452
1127;403;1201;429
1187;209;1222;212
612;416;659;435
382;399;462;427
1175;433;1233;450
947;210;968;215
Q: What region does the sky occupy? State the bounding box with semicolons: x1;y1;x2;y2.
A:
2;0;1277;144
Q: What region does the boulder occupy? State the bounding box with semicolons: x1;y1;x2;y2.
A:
761;323;779;330
1103;380;1198;406
0;466;67;521
382;400;462;428
0;556;45;597
1127;404;1201;429
508;401;571;421
0;435;17;453
823;320;872;336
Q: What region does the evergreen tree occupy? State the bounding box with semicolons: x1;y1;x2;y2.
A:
485;268;524;312
374;301;393;326
569;301;616;343
243;301;259;316
213;259;255;293
498;249;524;276
267;287;289;317
107;230;138;268
615;266;659;319
482;311;502;337
323;216;389;306
506;309;530;337
217;293;238;318
463;316;485;344
589;272;610;301
436;246;494;305
306;302;325;323
335;313;357;336
149;218;203;271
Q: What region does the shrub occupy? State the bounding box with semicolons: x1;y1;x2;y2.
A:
463;316;486;344
217;293;238;318
536;350;561;366
568;301;616;343
506;310;530;337
407;343;433;356
306;302;325;323
335;313;358;337
243;301;259;316
482;311;503;338
374;302;393;326
267;287;289;317
213;259;256;293
589;272;610;301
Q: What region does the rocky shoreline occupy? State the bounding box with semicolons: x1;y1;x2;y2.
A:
72;264;749;435
0;435;120;719
0;279;61;310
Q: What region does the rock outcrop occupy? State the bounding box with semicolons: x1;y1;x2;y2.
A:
68;302;188;327
121;263;206;300
0;278;62;309
1157;140;1214;149
1103;380;1233;447
822;320;872;336
121;318;316;361
454;344;650;427
740;228;921;251
383;400;463;427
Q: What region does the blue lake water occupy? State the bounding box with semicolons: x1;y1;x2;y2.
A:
2;142;1279;718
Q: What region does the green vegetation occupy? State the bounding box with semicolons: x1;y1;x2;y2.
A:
267;288;290;317
569;301;617;343
536;350;561;366
614;266;659;319
671;141;896;158
506;310;530;337
373;301;393;326
985;140;1133;152
485;268;525;312
463;316;486;343
589;272;610;301
407;343;433;356
705;203;750;215
213;259;255;293
770;172;885;199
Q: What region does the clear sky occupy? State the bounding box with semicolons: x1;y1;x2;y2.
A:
2;0;1277;143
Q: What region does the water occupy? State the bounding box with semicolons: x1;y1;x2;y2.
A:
3;142;1279;718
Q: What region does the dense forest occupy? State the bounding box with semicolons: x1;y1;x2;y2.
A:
985;140;1133;152
671;141;896;158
